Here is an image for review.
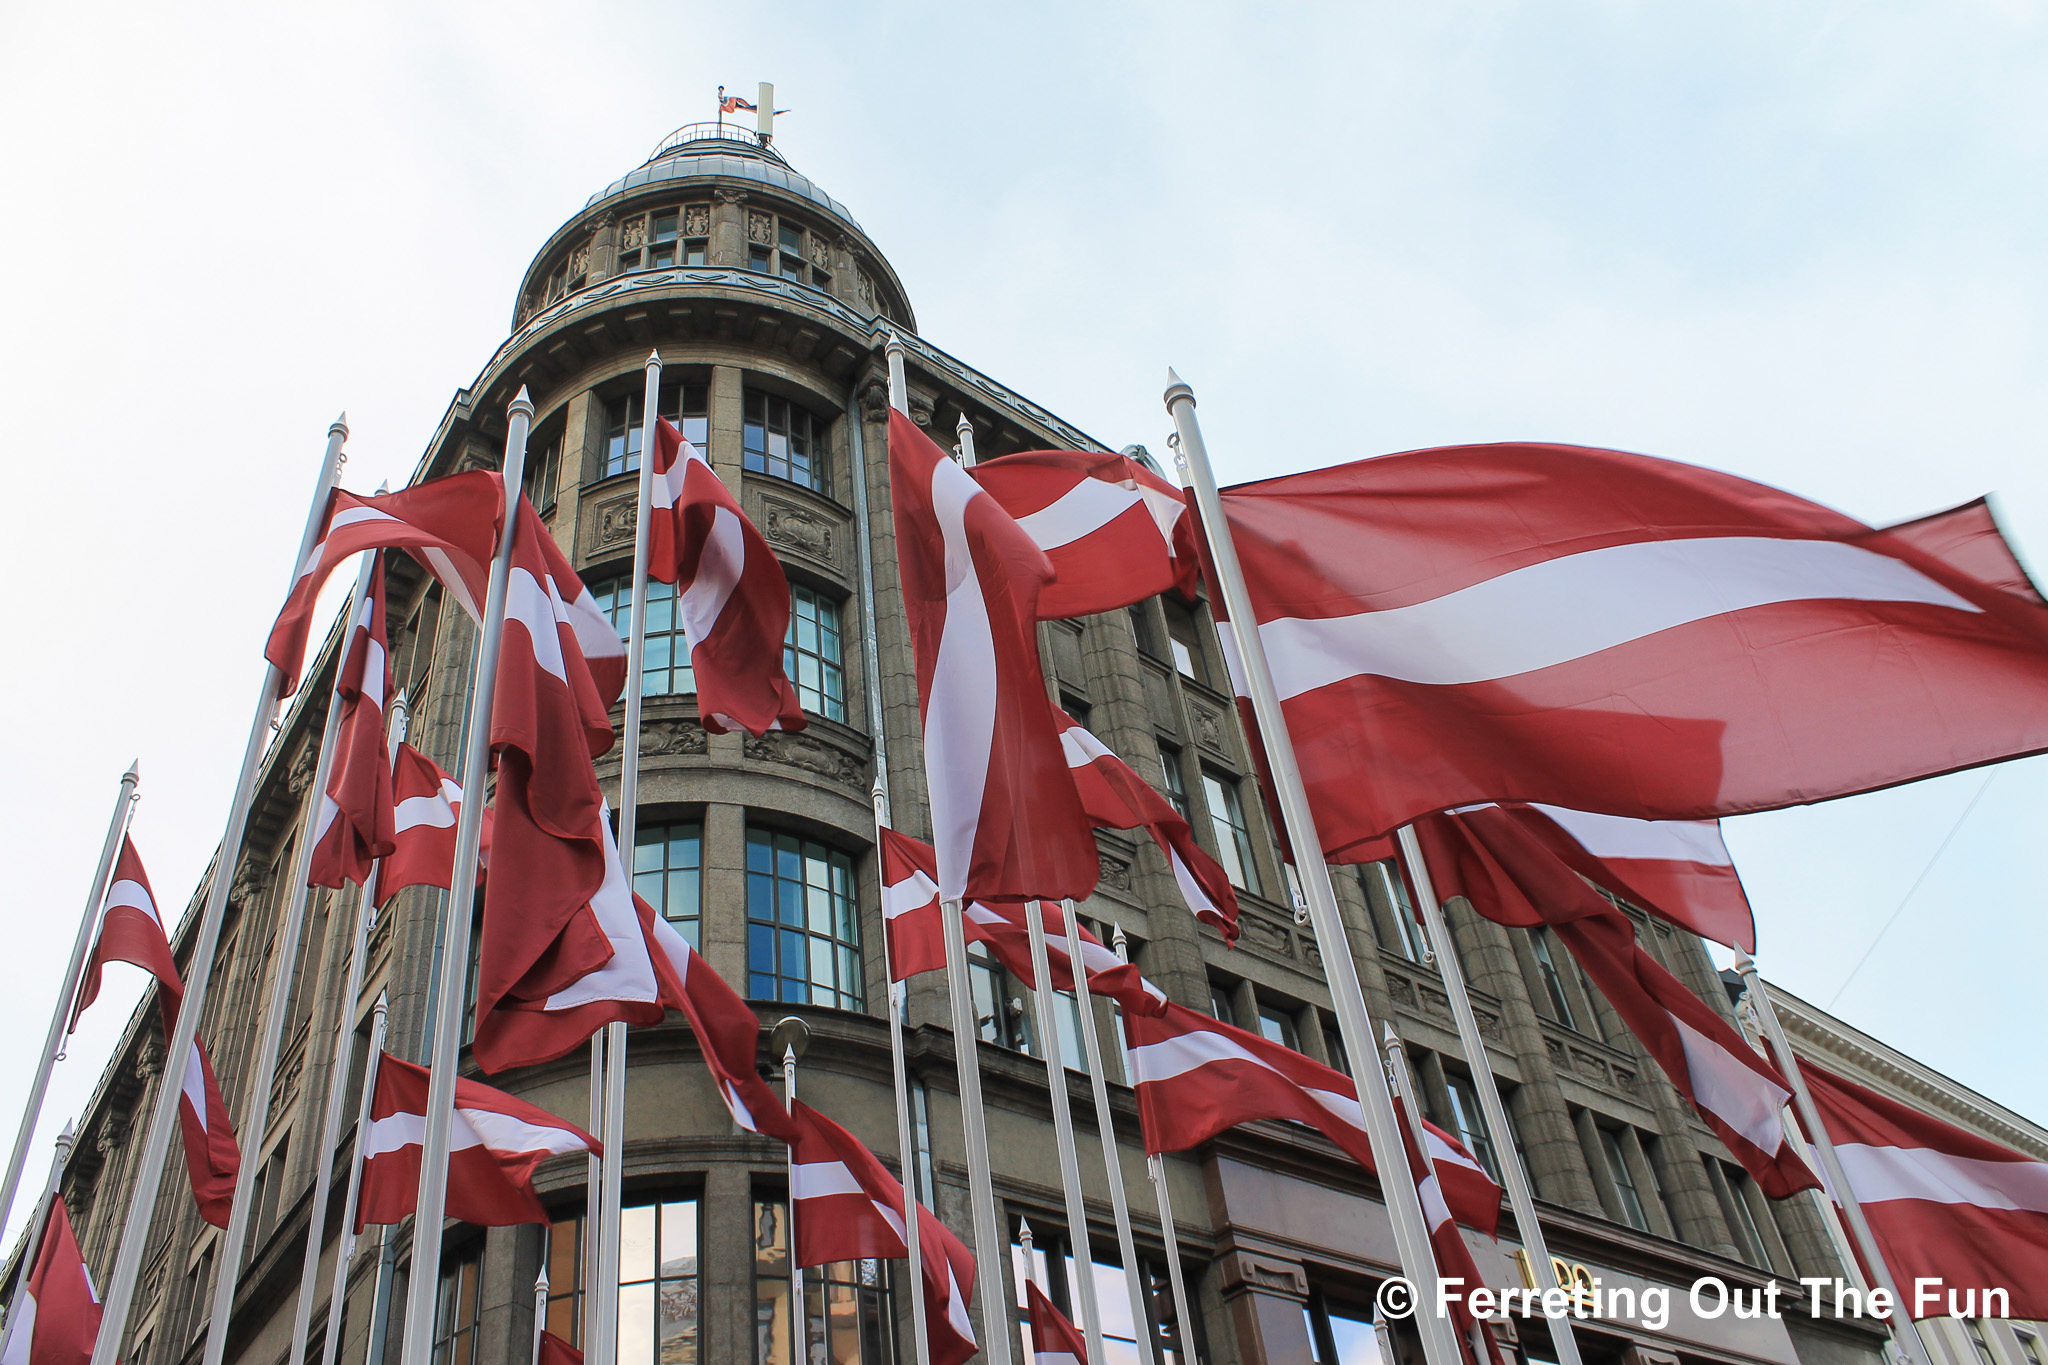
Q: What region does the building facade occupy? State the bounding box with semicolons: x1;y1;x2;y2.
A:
41;122;1932;1365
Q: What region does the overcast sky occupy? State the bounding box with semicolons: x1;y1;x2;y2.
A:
2;1;2044;1245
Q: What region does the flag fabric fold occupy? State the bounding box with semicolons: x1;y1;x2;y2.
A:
888;410;1098;904
1394;1094;1505;1365
1413;806;1817;1197
787;1100;979;1365
0;1191;101;1365
536;1333;582;1365
356;1052;599;1230
1023;1279;1088;1365
648;417;806;736
1499;803;1756;953
378;743;489;908
309;559;397;888
967;448;1198;619
1207;446;2048;856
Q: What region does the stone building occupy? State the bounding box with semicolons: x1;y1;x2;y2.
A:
33;121;1926;1365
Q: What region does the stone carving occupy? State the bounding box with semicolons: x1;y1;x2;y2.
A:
683;204;711;236
743;731;866;790
855;267;876;312
1237;913;1290;956
747;210;774;244
1219;1251;1308;1298
762;501;835;563
595;495;638;547
271;1046;305;1123
1572;1049;1611;1086
809;233;832;266
909;397;933;427
1386;974;1416;1007
620;217;646;249
1474;1008;1505;1041
642;718;708;756
229;858;268;911
714;187;748;205
1097;853;1131;892
1421;986;1452;1018
858;381;889;422
1544;1037;1568;1068
1613;1066;1639;1096
569;243;591;277
583;209;615;233
287;736;320;795
1192;706;1223;752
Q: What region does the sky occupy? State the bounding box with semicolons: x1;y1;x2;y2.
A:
2;0;2045;1245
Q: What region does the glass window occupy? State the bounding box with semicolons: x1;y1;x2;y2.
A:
1366;861;1431;963
620;1200;701;1365
2015;1333;2043;1365
1530;929;1577;1029
683;237;708;267
784;586;846;721
969;942;1030;1050
1201;771;1262;895
1208;981;1238;1027
1600;1129;1649;1232
1162;600;1207;686
604;394;645;480
649;212;679;269
746;829;862;1009
1013;1227;1183;1365
592;576;695;698
635;822;703;948
525;434;564;516
756;1195;894;1365
1968;1323;2001;1365
1443;1073;1502;1183
544;1216;585;1345
431;1249;484;1365
1321;1021;1351;1077
1305;1288;1385;1365
748;244;772;273
1129;604;1165;661
670;382;710;452
1715;1159;1770;1267
743;390;826;492
1156;742;1188;820
1257;1004;1300;1052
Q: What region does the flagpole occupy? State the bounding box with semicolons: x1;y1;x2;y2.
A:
1063;905;1154;1365
289;696;410;1365
1022;900;1104;1365
1383;1027;1492;1365
316;994;388;1365
205;537;383;1365
1163;371;1454;1365
581;1029;604;1356
1113;927;1195;1365
397;387;536;1365
531;1268;549;1365
1735;954;1933;1365
889;330;1015;1365
1395;828;1586;1365
0;1120;74;1359
90;413;348;1365
0;761;137;1247
775;1018;812;1365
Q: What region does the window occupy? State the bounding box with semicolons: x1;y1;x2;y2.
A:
1640;1135;1680;1235
746;829;862;1008
1967;1323;2002;1365
784;586;846;721
525;433;564;516
1060;693;1092;733
743;391;826;492
756;1196;894;1365
1366;861;1431;963
1208;981;1239;1027
635;822;703;947
620;1200;702;1365
778;223;806;280
1322;1021;1352;1077
2015;1332;2043;1365
615;204;710;273
1202;771;1262;895
544;1215;586;1345
592;577;694;697
602;383;708;481
749;244;772;273
1305;1287;1386;1365
1128;604;1165;662
1600;1129;1649;1232
672;382;710;451
1529;928;1577;1030
1163;600;1207;686
969;942;1031;1050
1013;1225;1183;1365
430;1249;485;1365
187;1246;214;1335
1709;1159;1771;1267
1257;1004;1300;1052
1442;1073;1502;1183
1156;742;1188;820
1570;955;1609;1042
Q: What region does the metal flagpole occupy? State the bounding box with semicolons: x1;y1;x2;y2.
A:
289;696;410;1365
1063;905;1154;1365
1395;829;1586;1365
0;761;137;1245
1164;371;1456;1365
205;536;383;1365
581;1030;604;1355
1735;953;1933;1365
316;994;388;1365
586;349;664;1365
1022;901;1104;1365
774;1019;812;1365
398;387;536;1365
1113;927;1195;1365
887;330;1015;1365
531;1269;549;1365
0;1121;75;1358
846;367;931;1365
90;413;348;1365
1383;1025;1492;1365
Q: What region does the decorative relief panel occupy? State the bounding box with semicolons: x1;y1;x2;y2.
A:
746;210;774;244
714;187;748;206
569;244;591;277
1191;704;1224;755
620;218;646;249
594;495;638;548
1098;853;1132;893
809;234;832;266
743;730;865;790
1473;1008;1505;1041
1544;1037;1568;1067
761;499;836;565
1236;912;1291;958
1613;1066;1639;1096
1386;973;1417;1008
683;205;711;237
1571;1049;1611;1087
642;718;708;757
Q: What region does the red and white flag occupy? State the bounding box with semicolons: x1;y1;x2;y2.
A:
1056;711;1239;942
1394;1094;1506;1365
1413;806;1817;1197
719;94;757;113
889;410;1098;904
66;838;242;1227
377;743;491;907
266;473;501;698
309;559;397;888
1208;445;2048;855
1113;972;1501;1234
648;418;806;736
0;1192;100;1365
646;914;800;1144
968;448;1198;619
536;1334;582;1365
1023;1279;1087;1365
1798;1060;2048;1321
787;1100;979;1365
356;1052;599;1229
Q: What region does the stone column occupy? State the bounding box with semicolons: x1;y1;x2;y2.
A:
475;1223;527;1365
701;1162;757;1364
709;190;749;269
702;802;750;996
1214;1249;1315;1365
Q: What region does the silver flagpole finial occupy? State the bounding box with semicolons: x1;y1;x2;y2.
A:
1163;369;1193;407
124;760;140;784
331;412;349;438
509;386;535;419
647;349;662;368
1732;947;1756;974
1382;1021;1402;1052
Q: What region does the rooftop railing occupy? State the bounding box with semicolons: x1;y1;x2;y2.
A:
644;121;785;166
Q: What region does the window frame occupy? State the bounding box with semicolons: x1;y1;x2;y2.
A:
784;584;847;722
634;819;704;948
1201;768;1263;896
745;827;863;1010
742;388;829;493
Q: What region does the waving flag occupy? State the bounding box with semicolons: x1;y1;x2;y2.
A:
969;448;1197;619
1797;1060;2048;1321
309;560;396;888
1394;1094;1506;1365
1056;711;1239;942
647;418;805;735
787;1101;980;1365
356;1053;599;1229
1414;806;1816;1197
1209;445;2048;855
70;838;180;1026
1023;1280;1087;1365
647;915;799;1143
0;1192;100;1365
266;473;501;698
889;410;1097;903
378;744;489;907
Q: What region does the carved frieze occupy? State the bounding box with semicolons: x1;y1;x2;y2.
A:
683;204;711;237
642;718;708;757
1386;973;1417;1008
287;736;320;795
229;858;268;912
809;233;831;266
1191;705;1224;754
1571;1049;1611;1086
620;217;646;249
594;495;638;548
1236;912;1291;957
714;187;748;206
1473;1008;1505;1041
1217;1251;1308;1300
858;381;889;422
743;731;865;790
746;210;774;244
761;500;836;565
1613;1066;1639;1096
569;244;591;277
1097;853;1132;893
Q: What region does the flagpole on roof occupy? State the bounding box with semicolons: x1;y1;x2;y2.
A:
1395;829;1587;1365
204;533;383;1365
90;413;348;1365
890;329;1018;1365
1163;371;1456;1365
0;760;136;1249
289;694;410;1365
1384;1025;1492;1365
397;387;537;1365
1021;900;1106;1364
317;994;389;1365
1115;925;1196;1365
1735;954;1933;1365
0;1119;75;1362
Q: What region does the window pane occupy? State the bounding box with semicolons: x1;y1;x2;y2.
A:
622;1205;658;1283
618;1283;655;1365
785;586;845;720
591;575;695;696
1202;773;1262;895
747;828;860;1007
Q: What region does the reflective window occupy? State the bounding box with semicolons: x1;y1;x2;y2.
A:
1530;928;1577;1029
1366;861;1431;963
525;433;563;516
1601;1129;1649;1232
547;1201;700;1365
744;390;825;492
1202;771;1262;895
1013;1226;1184;1365
1443;1073;1502;1183
1305;1289;1385;1365
592;577;695;698
755;1196;894;1365
1257;1005;1300;1052
1156;742;1188;820
430;1249;484;1365
784;586;846;721
603;384;709;481
635;822;703;948
747;829;862;1009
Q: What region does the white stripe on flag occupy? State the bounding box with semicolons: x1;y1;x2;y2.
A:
1672;1017;1789;1153
1529;804;1733;866
456;1105;589;1158
393;780;461;834
1833;1142;2048;1215
505;569;570;684
105;877;162;927
923;460;998;901
1013;478;1141;551
543;803;657;1010
677;504;745;652
182;1044;209;1124
882;871;940;921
